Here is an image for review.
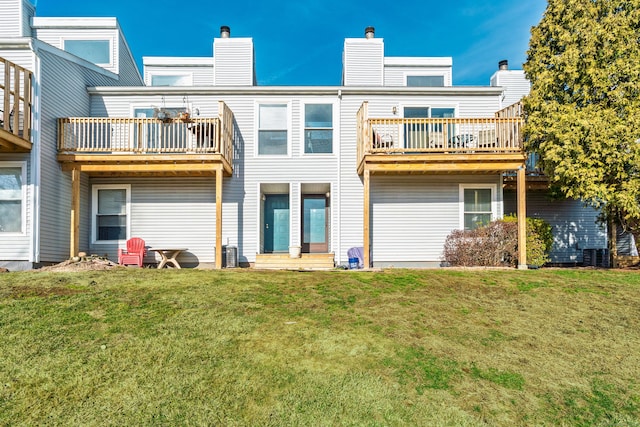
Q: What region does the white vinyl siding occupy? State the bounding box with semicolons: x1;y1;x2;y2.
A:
90;89;502;267
213;38;254;86
32;23;120;74
343;39;384;86
383;66;453;86
89;178;222;266
0;0;21;38
491;70;530;108
143;59;214;86
370;176;502;267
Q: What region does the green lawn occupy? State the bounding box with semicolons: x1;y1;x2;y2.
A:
1;268;639;426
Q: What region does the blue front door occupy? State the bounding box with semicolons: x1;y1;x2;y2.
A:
264;194;290;253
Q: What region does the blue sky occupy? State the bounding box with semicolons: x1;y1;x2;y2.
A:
35;0;547;86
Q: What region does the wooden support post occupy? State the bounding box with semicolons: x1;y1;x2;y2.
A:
70;168;80;258
215;165;223;269
517;166;527;269
363;169;371;269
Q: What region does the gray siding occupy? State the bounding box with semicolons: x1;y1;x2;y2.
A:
21;1;34;37
504;190;607;264
617;228;637;256
117;30;144;85
343;39;384;86
0;48;33;264
37;50;125;263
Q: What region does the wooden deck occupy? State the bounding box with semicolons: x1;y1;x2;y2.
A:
254;253;335;270
0;57;32;152
57;101;235;176
356;101;526;175
356;101;528;270
58;101;236;269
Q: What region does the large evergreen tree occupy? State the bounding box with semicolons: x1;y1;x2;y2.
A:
523;0;640;247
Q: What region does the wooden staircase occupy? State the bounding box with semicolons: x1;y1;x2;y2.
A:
254;253;335;270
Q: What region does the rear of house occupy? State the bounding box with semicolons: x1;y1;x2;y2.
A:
0;2;615;270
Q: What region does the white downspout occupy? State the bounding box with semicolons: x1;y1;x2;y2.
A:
30;42;41;264
336;89;342;266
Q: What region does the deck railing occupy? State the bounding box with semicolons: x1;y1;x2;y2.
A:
357;101;524;165
0;57;33;142
58;101;235;166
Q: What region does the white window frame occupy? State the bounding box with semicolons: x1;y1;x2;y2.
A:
459;184;498;230
0;161;27;235
91;184;131;244
254;101;291;157
147;71;194;87
61;36;115;67
404;73;446;87
301;101;337;156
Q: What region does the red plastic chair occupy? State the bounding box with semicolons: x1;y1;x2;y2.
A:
118;237;146;267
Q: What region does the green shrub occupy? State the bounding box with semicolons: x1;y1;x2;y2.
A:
503;215;552;267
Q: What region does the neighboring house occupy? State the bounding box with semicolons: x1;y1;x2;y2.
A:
490;61;609;264
0;1;610;270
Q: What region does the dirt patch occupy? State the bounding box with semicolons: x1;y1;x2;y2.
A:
38;256;124;272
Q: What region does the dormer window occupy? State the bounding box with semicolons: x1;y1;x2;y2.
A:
406;75;445;87
63;39;111;65
150;74;192;87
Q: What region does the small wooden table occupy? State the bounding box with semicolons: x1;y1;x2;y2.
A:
149;248;188;269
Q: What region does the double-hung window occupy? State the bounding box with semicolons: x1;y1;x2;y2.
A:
258;104;288;155
460;185;496;230
0;162;25;233
92;185;130;242
304;104;333;154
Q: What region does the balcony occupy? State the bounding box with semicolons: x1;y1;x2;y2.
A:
356;101;529;269
0;57;33;152
356;101;526;175
57;101;235;177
